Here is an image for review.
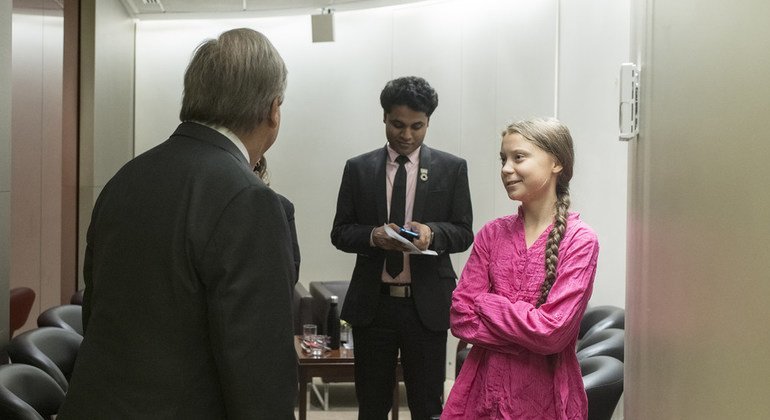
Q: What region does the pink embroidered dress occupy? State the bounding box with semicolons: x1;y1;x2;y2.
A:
442;208;599;420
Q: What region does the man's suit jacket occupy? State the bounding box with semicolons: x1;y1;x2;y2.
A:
277;193;301;280
59;122;297;420
331;145;473;331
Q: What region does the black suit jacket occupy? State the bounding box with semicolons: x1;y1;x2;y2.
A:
331;145;473;331
59;123;297;420
277;193;301;281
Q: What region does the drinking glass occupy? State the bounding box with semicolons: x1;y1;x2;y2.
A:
310;334;326;357
302;324;317;342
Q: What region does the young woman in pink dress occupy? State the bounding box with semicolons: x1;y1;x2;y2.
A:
442;118;599;419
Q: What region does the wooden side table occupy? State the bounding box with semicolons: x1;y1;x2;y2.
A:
295;336;401;420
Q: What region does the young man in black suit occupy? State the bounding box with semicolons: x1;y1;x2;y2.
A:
59;29;297;419
331;76;474;420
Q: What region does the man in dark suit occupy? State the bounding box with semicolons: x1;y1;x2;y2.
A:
331;76;473;420
59;29;297;419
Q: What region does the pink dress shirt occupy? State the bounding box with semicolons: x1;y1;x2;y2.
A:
443;208;599;420
381;145;420;284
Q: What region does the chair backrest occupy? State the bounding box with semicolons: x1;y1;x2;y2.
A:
579;305;623;339
0;363;65;420
293;283;314;335
6;327;83;392
36;305;83;336
581;307;625;341
580;355;624;420
309;281;350;335
69;289;84;306
577;328;625;362
9;287;36;337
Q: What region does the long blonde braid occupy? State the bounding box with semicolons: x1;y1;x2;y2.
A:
536;186;570;307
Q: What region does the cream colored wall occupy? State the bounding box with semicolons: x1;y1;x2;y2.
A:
626;0;770;418
77;0;136;287
9;5;64;330
0;0;12;344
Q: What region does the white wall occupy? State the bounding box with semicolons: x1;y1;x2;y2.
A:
559;0;630;306
132;0;629;377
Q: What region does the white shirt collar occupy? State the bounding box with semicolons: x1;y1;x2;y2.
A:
191;121;250;165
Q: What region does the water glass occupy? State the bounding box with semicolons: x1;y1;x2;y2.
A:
302;324;317;341
310;334;326;357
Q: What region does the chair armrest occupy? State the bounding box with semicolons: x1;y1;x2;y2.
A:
455;340;472;378
293;283;314;335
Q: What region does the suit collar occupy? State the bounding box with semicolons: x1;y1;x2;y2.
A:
191;121;250;165
172;122;251;168
375;146;388;224
385;143;421;164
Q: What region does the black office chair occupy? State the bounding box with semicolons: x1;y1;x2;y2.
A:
581;355;624;420
580;307;624;343
0;363;65;420
6;327;83;392
577;328;625;362
578;305;624;340
36;305;83;336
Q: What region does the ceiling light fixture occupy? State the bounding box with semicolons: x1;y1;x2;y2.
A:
311;8;335;43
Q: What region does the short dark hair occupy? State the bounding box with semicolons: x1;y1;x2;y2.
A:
379;76;439;117
180;28;287;135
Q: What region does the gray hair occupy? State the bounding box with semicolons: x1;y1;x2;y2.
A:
180;28;287;135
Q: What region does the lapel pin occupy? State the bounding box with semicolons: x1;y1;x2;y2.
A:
420;168;428;182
